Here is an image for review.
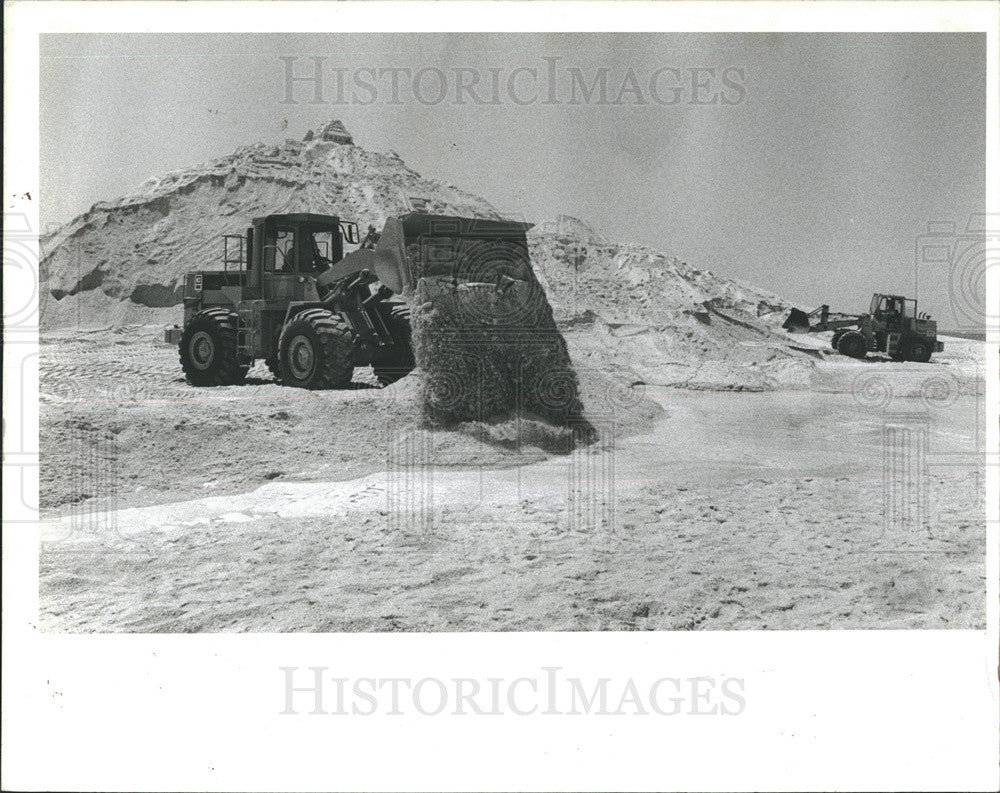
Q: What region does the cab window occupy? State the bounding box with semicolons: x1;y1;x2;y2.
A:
313;231;333;261
263;226;294;272
275;228;295;271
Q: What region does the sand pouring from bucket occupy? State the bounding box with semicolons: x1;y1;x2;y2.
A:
366;214;583;426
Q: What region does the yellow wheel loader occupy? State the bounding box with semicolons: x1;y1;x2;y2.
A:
783;293;943;362
164;212;530;388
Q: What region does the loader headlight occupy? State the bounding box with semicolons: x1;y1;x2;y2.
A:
163;325;183;345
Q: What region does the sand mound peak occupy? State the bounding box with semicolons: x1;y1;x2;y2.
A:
40;125;503;318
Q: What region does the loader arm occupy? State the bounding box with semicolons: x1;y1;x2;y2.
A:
783;304;863;333
810;316;865;332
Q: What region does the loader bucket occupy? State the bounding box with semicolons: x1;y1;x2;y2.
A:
372;213;534;296
782;307;812;332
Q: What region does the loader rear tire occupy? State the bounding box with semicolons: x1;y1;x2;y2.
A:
179;308;248;386
905;340;933;363
278;309;355;389
372;303;415;386
831;330;846;350
837;331;868;360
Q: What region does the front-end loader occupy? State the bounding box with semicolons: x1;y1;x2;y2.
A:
783;293;943;362
164;212;531;388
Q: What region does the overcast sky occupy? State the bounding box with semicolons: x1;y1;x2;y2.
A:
40;32;985;326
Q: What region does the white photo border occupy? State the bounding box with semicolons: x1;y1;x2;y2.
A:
3;2;998;791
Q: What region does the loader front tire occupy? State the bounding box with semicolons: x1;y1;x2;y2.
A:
278;309;355;389
179;308;248;386
836;331;868;360
372;303;415;386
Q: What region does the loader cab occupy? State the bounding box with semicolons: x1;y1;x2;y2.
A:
250;213;356;302
870;293;914;331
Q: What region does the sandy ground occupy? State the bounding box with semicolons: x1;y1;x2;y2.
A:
39;326;987;631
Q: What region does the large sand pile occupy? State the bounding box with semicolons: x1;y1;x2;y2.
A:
37;126;987;634
528;216;818;390
41;122;821;393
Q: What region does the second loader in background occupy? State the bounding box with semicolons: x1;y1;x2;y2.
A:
783;293;944;362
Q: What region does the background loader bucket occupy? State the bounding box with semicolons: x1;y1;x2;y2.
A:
782;307;812;332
